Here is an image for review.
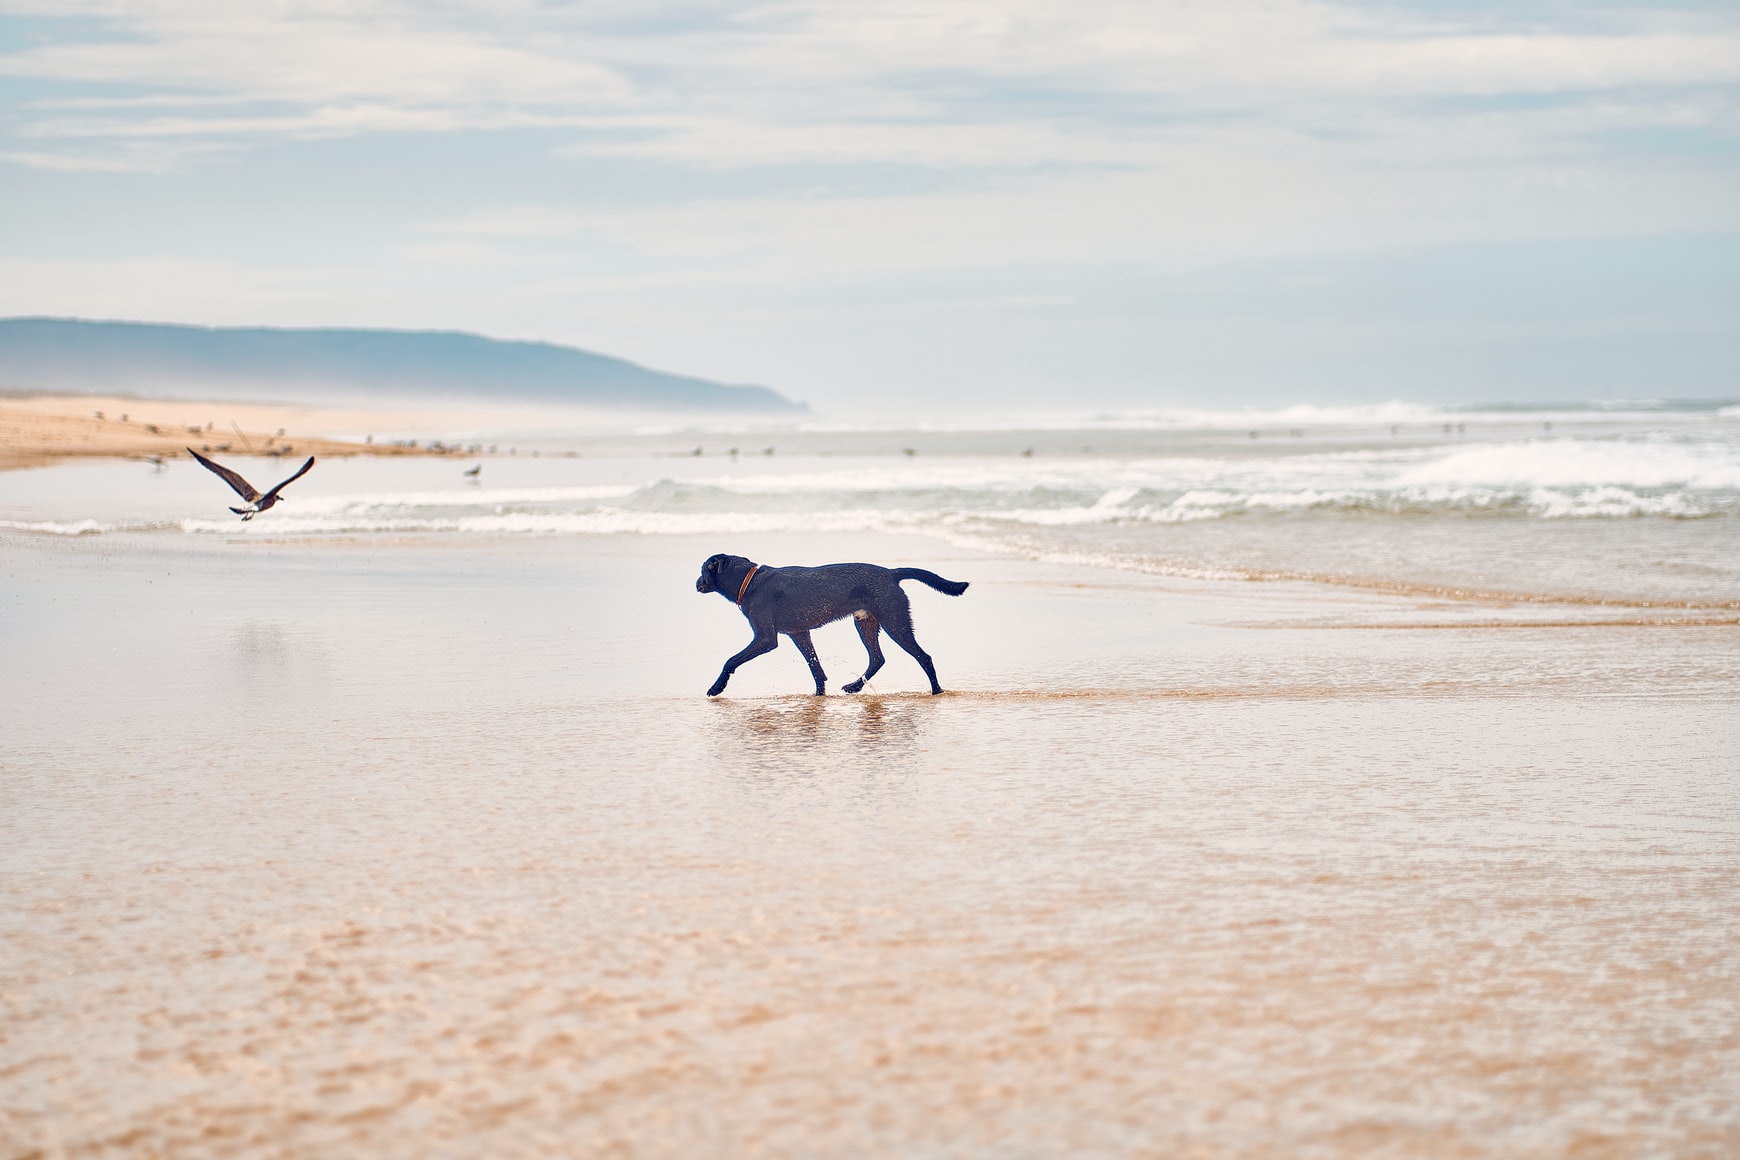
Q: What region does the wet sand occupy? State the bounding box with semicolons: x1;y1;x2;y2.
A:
2;530;1737;1157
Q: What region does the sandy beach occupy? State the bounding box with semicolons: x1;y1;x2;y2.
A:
3;520;1737;1157
0;393;478;471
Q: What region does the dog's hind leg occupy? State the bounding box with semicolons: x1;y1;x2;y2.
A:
878;603;944;695
842;611;885;694
708;629;779;697
787;630;828;696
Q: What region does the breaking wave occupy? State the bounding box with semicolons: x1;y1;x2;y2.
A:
6;429;1738;540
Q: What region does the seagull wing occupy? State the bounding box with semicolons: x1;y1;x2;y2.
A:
187;448;260;502
260;456;317;503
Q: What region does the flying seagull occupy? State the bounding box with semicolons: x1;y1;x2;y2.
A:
187;448;316;520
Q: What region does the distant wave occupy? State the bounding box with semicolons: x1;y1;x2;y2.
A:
0;518;109;536
785;398;1740;434
637;435;1740;501
1394;437;1740;491
792;401;1451;434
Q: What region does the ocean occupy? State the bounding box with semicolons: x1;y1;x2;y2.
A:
4;398;1739;1156
4;399;1736;609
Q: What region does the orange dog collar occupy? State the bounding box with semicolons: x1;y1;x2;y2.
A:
736;564;760;604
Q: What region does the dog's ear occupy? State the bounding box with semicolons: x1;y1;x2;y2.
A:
704;554;724;577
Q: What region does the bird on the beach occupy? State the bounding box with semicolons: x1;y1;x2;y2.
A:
463;463;482;477
187;448;315;520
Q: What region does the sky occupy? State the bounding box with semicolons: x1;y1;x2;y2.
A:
1;0;1737;414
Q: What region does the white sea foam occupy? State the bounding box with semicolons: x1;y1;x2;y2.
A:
1396;438;1740;490
1525;486;1706;519
0;518;107;536
990;504;1129;528
288;484;638;515
179;507;929;538
689;463;1156;494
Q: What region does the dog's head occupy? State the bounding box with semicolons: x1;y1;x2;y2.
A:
696;553;730;594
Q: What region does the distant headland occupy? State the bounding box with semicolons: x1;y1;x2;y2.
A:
0;318;804;413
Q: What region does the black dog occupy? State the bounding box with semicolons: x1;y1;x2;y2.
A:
696;554;969;697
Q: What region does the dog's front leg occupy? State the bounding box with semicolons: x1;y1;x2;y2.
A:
708;630;779;697
787;630;827;696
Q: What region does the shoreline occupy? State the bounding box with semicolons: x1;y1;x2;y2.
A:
0;392;471;471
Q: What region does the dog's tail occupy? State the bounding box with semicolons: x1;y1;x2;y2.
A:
893;568;969;597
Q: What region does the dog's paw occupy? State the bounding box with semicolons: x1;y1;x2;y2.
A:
842;679;864;693
707;681;727;697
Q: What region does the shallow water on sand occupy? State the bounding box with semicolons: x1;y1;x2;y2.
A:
2;532;1737;1157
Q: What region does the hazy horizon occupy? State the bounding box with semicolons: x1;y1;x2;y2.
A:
2;2;1737;412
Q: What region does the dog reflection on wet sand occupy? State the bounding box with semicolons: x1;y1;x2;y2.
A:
725;696;922;749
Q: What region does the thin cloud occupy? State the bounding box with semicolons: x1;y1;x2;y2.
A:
2;0;1734;163
20;104;602;142
0;8;630;106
